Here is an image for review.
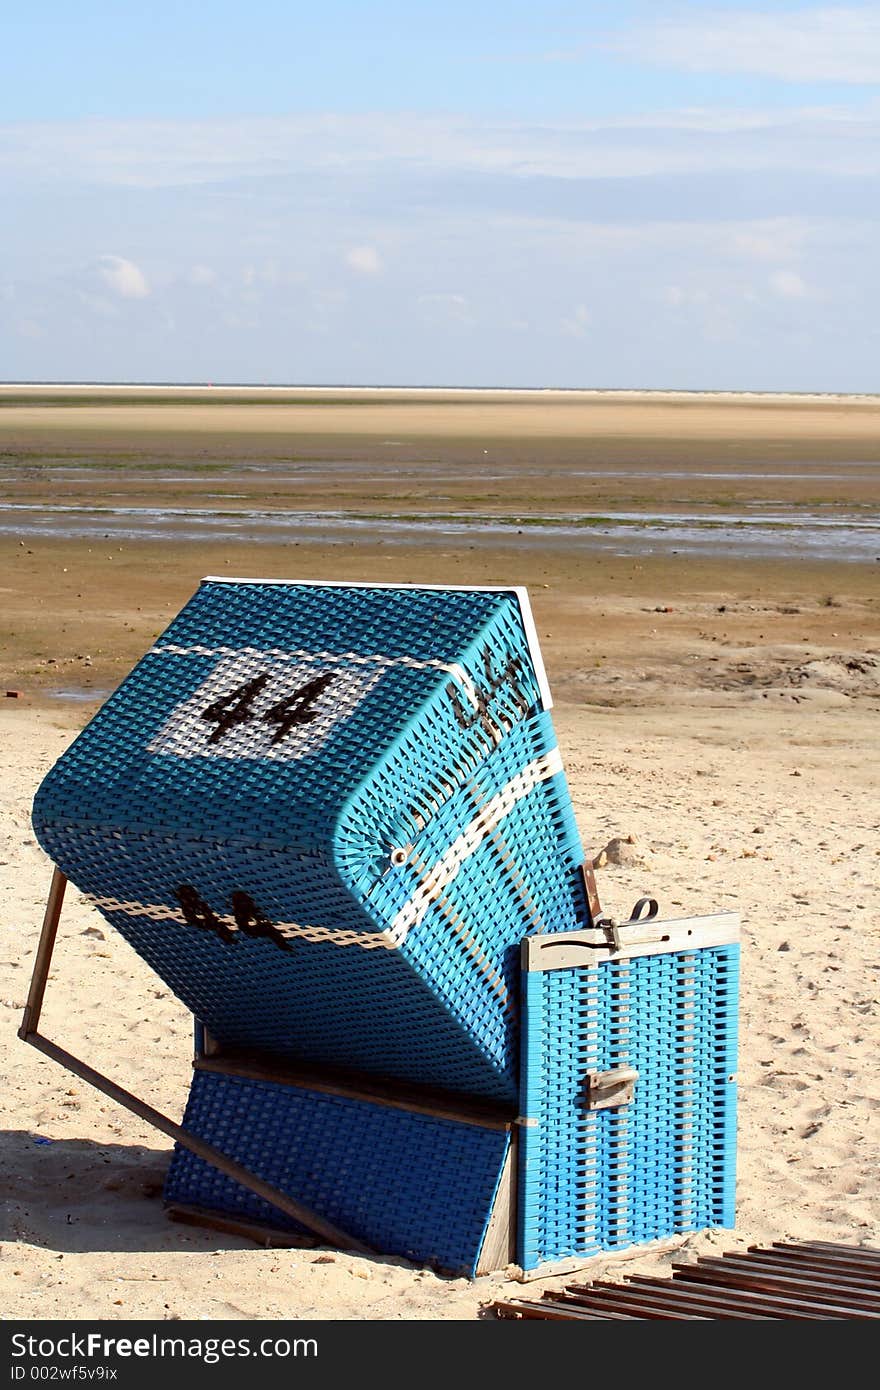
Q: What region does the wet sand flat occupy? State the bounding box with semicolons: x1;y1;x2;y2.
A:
2;535;879;707
2;385;879;745
4;388;880;515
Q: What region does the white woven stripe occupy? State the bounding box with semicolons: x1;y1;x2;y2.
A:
84;895;398;950
389;749;564;940
87;896;187;923
150;643;481;711
84;752;562;953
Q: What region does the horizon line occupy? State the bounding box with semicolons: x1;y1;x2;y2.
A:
2;381;879;403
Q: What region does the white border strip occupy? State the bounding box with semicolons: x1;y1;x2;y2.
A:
199;578;553;710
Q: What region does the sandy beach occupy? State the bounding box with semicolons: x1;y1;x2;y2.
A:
2;389;878;1319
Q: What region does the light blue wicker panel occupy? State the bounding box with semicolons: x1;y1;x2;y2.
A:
32;582;588;1100
164;1070;511;1276
518;944;739;1271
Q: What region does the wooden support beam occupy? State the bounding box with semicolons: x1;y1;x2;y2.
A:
19;867;374;1258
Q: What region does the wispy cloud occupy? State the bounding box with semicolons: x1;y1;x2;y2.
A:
769;269;809;298
188;264;216;286
15;318;44;340
725;220;809;261
560;303;591;338
97;255;150;299
415;292;474;325
5;104;880;193
2;97;877;389
608;6;880;85
345;245;382;274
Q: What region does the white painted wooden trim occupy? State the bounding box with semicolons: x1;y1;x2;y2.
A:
200;578;554;709
524;912;740;972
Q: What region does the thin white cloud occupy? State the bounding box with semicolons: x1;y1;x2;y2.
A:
5;104;880;191
725;220;809;261
2;88;876;388
658;284;712;308
345;245;381;274
415;292;473;324
97;254;149;299
78;289;120;318
769;269;809;298
560;303;591;337
417;292;468;306
188;264;216;286
610;7;880;84
496;216;836;261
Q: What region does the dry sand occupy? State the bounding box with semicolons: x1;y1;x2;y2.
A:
1;390;878;1320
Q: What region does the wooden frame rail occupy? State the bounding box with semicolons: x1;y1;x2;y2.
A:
19;867;373;1256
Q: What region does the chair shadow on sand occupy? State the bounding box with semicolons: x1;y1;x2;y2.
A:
2;1128;188;1254
1;1128;424;1274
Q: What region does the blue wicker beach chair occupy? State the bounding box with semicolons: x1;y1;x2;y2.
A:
22;580;739;1276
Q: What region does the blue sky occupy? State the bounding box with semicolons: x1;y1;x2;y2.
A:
3;3;880;389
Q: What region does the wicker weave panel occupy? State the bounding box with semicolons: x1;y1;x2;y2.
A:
32;582;588;1099
518;945;739;1271
164;1070;510;1275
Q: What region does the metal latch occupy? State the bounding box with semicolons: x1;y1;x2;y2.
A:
594;915;621;951
584;1066;639;1110
593;898;660;952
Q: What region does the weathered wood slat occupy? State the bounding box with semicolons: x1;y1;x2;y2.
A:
771;1240;880;1267
722;1249;880;1286
746;1246;879;1274
562;1283;763;1319
795;1238;880;1256
476;1140;517;1274
167;1203;318;1248
196;1050;514;1130
493;1299;627;1320
553;1288;706;1319
674;1259;880;1313
624;1276;808;1320
571;1276;837;1320
490;1241;880;1321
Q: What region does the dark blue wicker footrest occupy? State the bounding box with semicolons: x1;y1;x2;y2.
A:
164;1068;512;1276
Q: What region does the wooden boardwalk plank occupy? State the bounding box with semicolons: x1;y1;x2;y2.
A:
552;1288;706;1319
721;1250;880;1288
493;1299;627;1320
771;1240;880;1268
623;1276;828;1320
673;1259;880;1313
490;1240;880;1321
564;1282;769;1319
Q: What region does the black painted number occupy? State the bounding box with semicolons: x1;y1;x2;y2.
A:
200;670;336;746
231;889;294;952
200;672;269;745
262;672;336;745
176;883;237;943
175;883;294;955
447;643;530;736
